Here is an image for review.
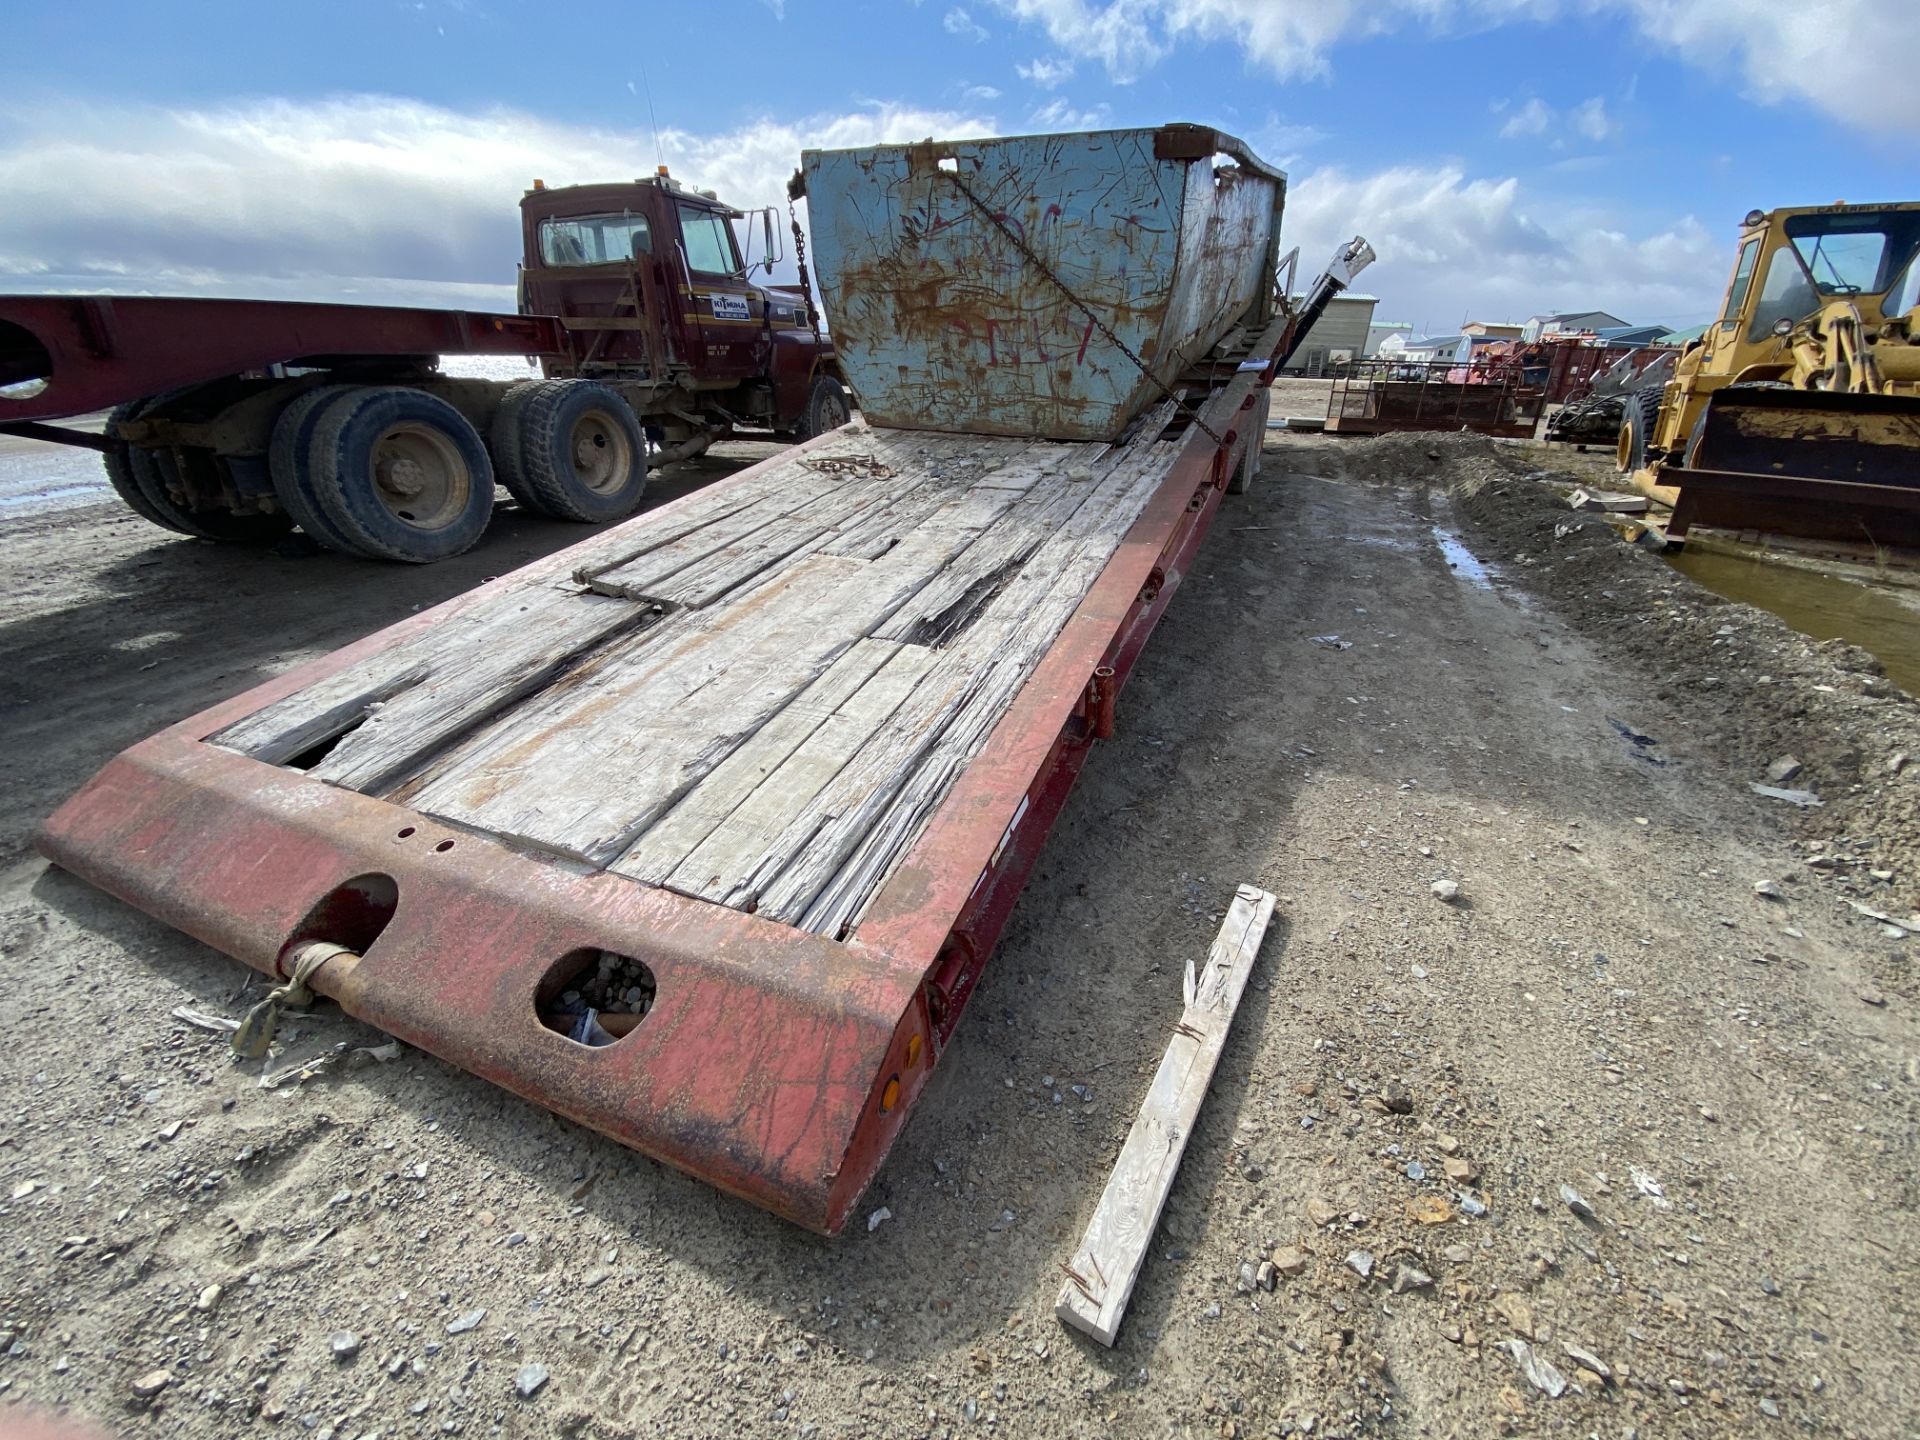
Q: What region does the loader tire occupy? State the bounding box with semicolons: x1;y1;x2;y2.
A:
270;386;378;557
799;373;851;439
1615;387;1662;473
301;386;495;563
1226;389;1271;495
488;379;547;513
105;397;293;544
512;380;649;523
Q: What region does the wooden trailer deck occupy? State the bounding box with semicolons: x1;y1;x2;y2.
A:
210;402;1185;941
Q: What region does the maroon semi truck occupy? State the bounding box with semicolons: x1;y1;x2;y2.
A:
0;170;847;562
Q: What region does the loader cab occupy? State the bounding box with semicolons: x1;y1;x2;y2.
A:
1707;204;1920;371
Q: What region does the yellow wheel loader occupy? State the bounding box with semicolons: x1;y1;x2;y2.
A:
1622;201;1920;551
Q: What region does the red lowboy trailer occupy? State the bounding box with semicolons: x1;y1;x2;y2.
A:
35;125;1369;1231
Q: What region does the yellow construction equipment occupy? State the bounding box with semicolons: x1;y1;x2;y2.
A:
1621;201;1920;552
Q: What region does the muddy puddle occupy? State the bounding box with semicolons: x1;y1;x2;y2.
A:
1669;549;1920;697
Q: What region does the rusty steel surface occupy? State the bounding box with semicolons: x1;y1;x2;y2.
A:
1324;359;1545;439
0;295;567;425
800;125;1284;441
37;321;1285;1233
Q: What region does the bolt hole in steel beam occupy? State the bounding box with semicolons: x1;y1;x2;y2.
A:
0;320;53;400
280;873;398;974
433;839;455;853
536;947;656;1049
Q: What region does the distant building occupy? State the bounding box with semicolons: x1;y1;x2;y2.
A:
1592;323;1676;348
1365;321;1413;356
1285;293;1378;374
1522;309;1630;342
1400;334;1468;363
1461;320;1525;338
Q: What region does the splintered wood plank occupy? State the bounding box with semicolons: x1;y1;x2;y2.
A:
609;638;903;886
404;479;1031;866
208;587;656;779
792;441;1179;936
308;593;670;796
873;440;1111;648
722;439;1170;924
648;478;910;610
647;643;940;900
1055;885;1278;1347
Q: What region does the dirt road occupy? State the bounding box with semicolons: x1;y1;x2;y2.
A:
0;432;1914;1438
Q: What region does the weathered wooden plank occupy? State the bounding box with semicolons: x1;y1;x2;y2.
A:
872;441;1111;648
1055;885;1278;1347
607;637;901;886
308;593;670;796
729;440;1172;924
792;442;1179;935
208;587;656;780
651;643;940;901
404;476;1032;866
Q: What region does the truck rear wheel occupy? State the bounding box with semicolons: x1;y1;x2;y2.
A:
105;398;293;544
1226;389;1271;495
800;374;851;439
512;380;649;523
487;379;548;514
300;387;495;562
270;386;378;556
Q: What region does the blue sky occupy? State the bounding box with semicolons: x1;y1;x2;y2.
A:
5;0;1917;334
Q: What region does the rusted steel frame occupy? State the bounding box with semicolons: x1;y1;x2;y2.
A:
0;295;569;424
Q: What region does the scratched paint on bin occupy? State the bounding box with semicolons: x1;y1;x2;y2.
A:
801;126;1283;440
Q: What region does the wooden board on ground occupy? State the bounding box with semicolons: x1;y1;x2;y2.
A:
1055;884;1279;1347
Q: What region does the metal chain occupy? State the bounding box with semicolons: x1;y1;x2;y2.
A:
788;201;821;336
939;168;1224;444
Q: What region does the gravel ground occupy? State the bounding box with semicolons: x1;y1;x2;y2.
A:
0;428;1915;1439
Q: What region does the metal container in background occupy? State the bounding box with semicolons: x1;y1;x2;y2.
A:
796;124;1287;441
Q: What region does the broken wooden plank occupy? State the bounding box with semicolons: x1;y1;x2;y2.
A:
608;637;903;886
742;439;1174;926
403;476;1033;866
1055;885;1278;1347
652;643;939;901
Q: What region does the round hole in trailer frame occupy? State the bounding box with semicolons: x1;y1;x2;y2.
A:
534;947;656;1049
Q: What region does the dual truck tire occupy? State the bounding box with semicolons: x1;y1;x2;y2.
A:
268;381;647;563
106;374;854;564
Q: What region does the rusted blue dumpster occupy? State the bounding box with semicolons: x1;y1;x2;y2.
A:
796;124;1287;441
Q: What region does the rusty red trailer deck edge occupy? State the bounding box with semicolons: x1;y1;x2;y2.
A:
36;331;1282;1233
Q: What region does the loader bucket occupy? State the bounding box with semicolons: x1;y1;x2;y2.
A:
1660;386;1920;551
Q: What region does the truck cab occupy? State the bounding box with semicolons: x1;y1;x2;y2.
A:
517;174;843;438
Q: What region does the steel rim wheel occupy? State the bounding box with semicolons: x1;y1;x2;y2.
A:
568;410;634;497
371;422;472;530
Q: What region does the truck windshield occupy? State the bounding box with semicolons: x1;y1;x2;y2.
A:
539;214;651;267
678;205;740;276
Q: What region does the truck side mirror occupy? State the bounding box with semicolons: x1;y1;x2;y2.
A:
763;210;777;275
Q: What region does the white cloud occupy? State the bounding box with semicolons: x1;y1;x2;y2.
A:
1498;97;1554;139
944;6;990;40
1027;97;1111;130
984;0;1920;134
963;83;1003;100
1015;55;1075;86
0;95;998;305
1567;96;1616;141
1287;163;1726;330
